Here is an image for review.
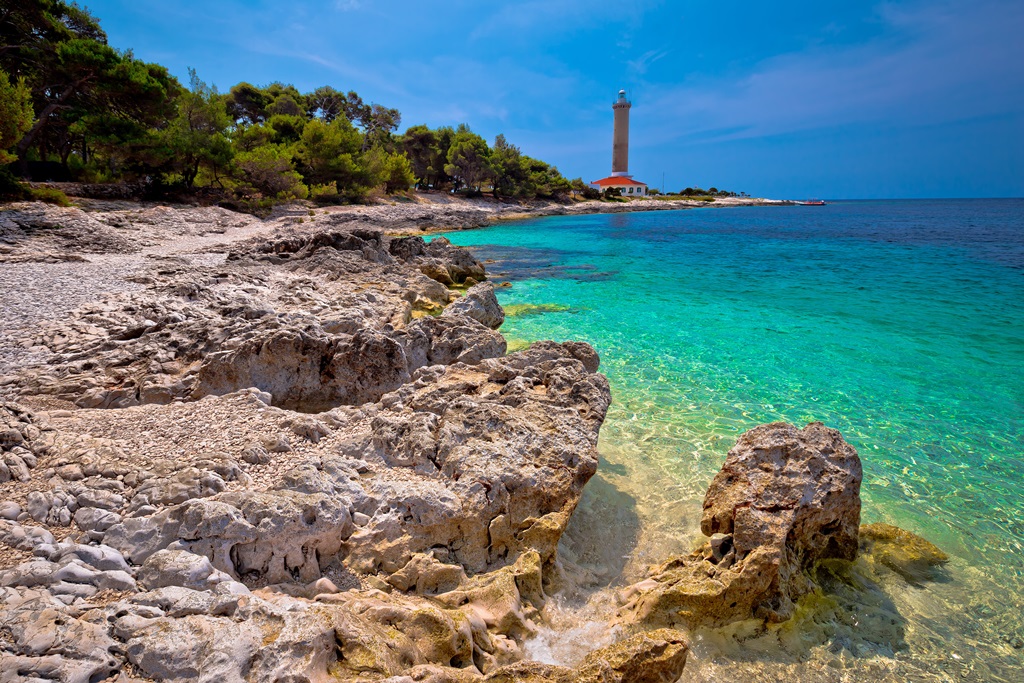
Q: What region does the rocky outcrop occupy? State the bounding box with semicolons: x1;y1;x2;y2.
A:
443;281;505;329
0;201;253;262
391;234;487;285
617;421;863;630
0;211;621;681
485;629;689;683
11;225;490;410
101;340;608;586
1;402;53;484
1;200;953;682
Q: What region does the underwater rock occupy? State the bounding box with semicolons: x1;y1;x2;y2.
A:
617;421;863;629
859;522;949;584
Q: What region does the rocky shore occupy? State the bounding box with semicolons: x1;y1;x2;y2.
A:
0;198;948;682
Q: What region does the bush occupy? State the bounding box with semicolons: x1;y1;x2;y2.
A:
309;181;343;205
28;186;72;206
235;145;307;200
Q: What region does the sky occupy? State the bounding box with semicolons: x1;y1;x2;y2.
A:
84;0;1023;199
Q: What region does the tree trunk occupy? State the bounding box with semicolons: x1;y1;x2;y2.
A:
14;78;90;176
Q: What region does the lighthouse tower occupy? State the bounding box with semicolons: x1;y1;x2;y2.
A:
611;89;631;177
590;89;648;196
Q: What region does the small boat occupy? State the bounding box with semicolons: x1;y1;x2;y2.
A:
798;199;826;206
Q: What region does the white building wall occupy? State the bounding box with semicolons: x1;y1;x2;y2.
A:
589;183;648;196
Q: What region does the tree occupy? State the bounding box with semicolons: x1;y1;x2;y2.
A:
235;144;306;200
263;82;304;108
444;127;492;191
400;124;437;187
296;117;362;187
62;55;178;176
1;2;177;176
266;93;304;117
432;126;455;187
305;85;344;122
0;69;33;164
365;147;415;194
362;103;401;148
266;114;306;144
159;68;232;187
490;133;526;197
0;1;105;73
225;82;269;125
524;156;568;198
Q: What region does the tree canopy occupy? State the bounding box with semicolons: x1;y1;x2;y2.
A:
1;0;571;207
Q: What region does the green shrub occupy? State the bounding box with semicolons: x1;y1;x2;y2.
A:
29;186;72;206
309;181;343;205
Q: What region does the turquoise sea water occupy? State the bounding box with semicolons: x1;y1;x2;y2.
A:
438;199;1024;680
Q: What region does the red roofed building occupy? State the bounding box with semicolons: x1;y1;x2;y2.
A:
590;175;649;196
590;90;648;196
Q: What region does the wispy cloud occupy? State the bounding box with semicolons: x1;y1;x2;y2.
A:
627;48;671;76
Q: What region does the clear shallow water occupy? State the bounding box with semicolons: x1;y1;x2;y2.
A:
437;199;1024;680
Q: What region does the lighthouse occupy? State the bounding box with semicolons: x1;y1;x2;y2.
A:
590;89;648;196
611;89;631;177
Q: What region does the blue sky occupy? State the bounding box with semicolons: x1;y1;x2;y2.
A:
85;0;1023;198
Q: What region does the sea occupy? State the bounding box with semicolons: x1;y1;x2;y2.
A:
436;199;1024;681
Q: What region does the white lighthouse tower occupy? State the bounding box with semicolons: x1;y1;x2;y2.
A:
591;89;648;196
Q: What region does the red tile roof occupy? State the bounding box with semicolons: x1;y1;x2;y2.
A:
590;176;647;187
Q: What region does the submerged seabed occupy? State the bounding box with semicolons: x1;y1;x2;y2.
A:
437;199;1024;682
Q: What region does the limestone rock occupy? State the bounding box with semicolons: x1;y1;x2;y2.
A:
443;282;505;329
485;629;688;683
402;314;507;368
0;212;624;682
107;490;353;584
390;235;486;285
618;422;862;629
138;549;235;591
192;327;414;411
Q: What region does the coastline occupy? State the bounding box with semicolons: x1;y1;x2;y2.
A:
328;192;795;237
0;197;968;682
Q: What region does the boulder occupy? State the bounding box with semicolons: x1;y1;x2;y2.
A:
443;282;505;329
485;629;688;683
138;549;235;591
617;421;863;629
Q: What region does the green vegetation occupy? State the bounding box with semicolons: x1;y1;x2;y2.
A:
678;187;749;198
649;187;753;203
1;1;575;209
655;194;715;202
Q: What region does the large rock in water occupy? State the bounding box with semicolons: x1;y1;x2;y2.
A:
618;421;863;629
